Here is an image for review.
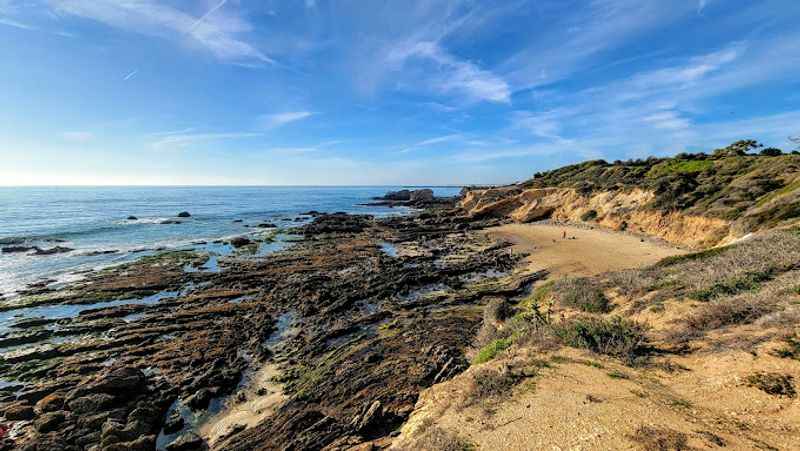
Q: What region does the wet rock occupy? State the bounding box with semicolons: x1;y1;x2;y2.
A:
381;189;412;201
232;219;244;223
186;388;214;410
32;246;73;256
299;213;373;236
34;392;65;413
165;432;207;451
256;223;277;229
229;237;252;248
163;409;184;434
34;411;66;433
83;249;120;256
67;393;116;415
1;246;34;253
160;220;183;225
103;435;155;451
2;402;34;421
410;189;434;202
127;216;138;221
177;212;192;218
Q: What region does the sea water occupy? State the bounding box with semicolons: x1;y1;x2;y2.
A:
0;186;460;297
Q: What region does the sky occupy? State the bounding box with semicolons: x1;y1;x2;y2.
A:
1;0;799;186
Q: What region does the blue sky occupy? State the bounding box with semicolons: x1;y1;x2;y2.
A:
1;0;799;185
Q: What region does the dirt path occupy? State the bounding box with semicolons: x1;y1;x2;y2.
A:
486;223;686;277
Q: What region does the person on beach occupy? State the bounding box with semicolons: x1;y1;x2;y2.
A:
562;230;566;240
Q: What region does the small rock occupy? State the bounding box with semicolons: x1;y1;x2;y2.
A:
32;246;73;255
35;392;65;414
186;388;214;410
160;220;182;225
127;216;138;221
229;237;252;248
1;246;34;254
176;212;192;218
163;409;184;434
67;393;116;415
165;432;207;451
2;402;34;421
232;219;244;223
34;411;66;433
256;223;277;229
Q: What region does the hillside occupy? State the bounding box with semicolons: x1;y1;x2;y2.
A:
460;142;800;248
393;143;800;451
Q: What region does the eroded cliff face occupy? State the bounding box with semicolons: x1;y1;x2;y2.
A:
460;187;732;249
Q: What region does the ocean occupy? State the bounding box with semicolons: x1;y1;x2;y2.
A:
0;186;461;297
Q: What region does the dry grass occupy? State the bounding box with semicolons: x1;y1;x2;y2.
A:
668;270;800;343
464;367;518;407
611;231;800;302
552;277;611;313
629;425;690;450
404;420;476;451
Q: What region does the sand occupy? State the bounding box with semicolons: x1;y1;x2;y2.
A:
486;223;686;277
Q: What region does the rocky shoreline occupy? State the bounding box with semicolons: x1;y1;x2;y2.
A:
0;198;544;450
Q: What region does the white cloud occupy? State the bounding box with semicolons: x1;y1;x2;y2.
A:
47;0;272;64
151;132;262;150
259;111;316;129
386;41;510;104
62;131;94;142
123;70;137;81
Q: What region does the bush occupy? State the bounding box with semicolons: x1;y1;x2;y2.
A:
467;367;518;404
689;271;772;301
580;209;598;222
554;316;648;362
473;338;512;365
745;372;796;398
408;423;476;451
760;147;783;157
553;277;611;313
630;425;690;450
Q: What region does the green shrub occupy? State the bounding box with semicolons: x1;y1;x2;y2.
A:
553;277;611;313
690;271;773;301
646;159;714;178
554;316;648;361
654;247;727;267
473;338;512;365
580;209;598;222
773;335;800;360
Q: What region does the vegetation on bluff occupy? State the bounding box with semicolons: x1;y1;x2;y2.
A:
523;140;800;224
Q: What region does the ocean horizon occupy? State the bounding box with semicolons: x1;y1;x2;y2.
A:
0;186;462;297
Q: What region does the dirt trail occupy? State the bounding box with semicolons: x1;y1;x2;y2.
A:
487;223;686;277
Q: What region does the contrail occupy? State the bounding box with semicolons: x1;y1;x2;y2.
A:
123;70;138;81
189;0;227;32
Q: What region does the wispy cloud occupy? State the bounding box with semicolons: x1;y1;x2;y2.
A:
47;0;272;64
151;132;262;150
259;111;316;129
400;133;464;152
387;41;510;104
0;16;34;29
123;70;137;81
263;140;343;155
